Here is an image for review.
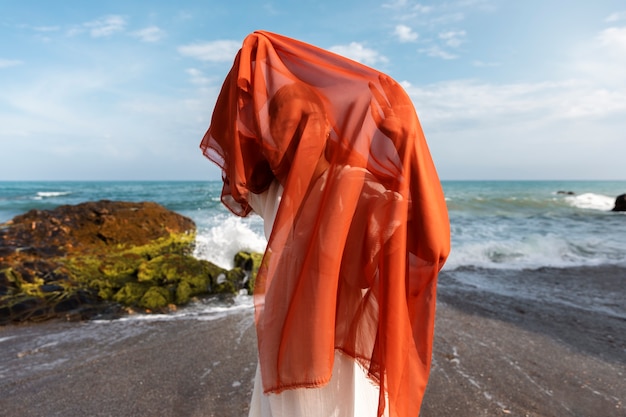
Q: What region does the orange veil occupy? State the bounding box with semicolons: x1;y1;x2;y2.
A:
200;31;450;417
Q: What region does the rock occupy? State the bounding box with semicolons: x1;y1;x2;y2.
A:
234;251;264;293
612;194;626;212
557;190;575;195
0;200;259;325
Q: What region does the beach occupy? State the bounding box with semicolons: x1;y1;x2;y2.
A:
1;265;624;417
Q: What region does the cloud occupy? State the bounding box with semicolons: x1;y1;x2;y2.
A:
0;61;221;180
401;78;626;179
570;25;626;86
329;42;388;65
33;26;60;32
185;68;213;87
605;11;626;22
85;15;127;38
417;30;466;60
412;3;433;14
472;60;500;67
178;40;241;62
597;26;626;50
394;24;419;42
132;26;166;42
403;78;626;130
439;30;467;47
383;0;432;14
382;0;409;9
420;46;457;59
0;59;23;68
68;15;127;38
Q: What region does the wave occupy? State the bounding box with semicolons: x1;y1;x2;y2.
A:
564;192;616;211
110;293;254;323
33;191;72;200
193;215;266;269
190;209;625;273
444;232;625;271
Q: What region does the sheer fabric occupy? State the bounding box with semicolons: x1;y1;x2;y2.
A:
247;178;383;417
200;30;450;417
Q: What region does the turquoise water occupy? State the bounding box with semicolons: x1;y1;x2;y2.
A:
1;180;625;271
442;180;626;270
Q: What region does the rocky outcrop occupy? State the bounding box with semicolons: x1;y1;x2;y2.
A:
0;200;262;324
612;194;626;212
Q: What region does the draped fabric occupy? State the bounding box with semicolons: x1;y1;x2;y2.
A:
200;30;450;417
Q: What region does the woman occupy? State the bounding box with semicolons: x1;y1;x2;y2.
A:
200;31;450;417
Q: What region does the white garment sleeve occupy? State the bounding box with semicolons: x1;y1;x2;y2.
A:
247;180;283;240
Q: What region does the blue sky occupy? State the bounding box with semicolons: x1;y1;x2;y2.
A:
1;0;625;181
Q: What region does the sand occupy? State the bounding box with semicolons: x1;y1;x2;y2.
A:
1;266;624;417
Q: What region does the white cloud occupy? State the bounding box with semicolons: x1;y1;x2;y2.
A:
569;26;626;87
427;11;465;26
394;24;419;42
597;26;626;50
420;46;457;60
383;0;432;14
472;60;500;67
605;11;626;22
439;30;467;47
33;26;60;32
0;59;23;68
403;78;626;130
412;4;433;14
132;26;166;43
178;40;241;62
329;42;388;65
0;63;220;180
68;15;127;38
85;15;127;38
382;0;409;9
401;78;626;179
185;68;212;87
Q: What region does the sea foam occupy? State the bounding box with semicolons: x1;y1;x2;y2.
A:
34;191;72;200
444;232;624;271
112;292;254;323
194;215;266;269
564;192;616;211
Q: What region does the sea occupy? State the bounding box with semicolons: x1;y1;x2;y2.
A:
1;180;625;320
2;180;625;270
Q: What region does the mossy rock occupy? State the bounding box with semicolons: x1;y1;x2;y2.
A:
100;253;144;280
137;254;222;285
234;251;264;293
213;267;245;294
113;282;151;306
139;286;173;310
0;200;267;324
0;288;102;325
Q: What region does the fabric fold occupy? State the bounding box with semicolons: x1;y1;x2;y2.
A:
200;30;450;417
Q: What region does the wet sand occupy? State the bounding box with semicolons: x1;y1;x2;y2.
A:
1;266;624;417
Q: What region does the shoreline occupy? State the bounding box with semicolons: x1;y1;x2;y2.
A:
1;265;625;417
424;265;626;416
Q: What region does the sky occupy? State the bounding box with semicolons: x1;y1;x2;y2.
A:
1;0;625;181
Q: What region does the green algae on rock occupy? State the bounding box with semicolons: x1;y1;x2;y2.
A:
0;200;261;324
233;251;264;293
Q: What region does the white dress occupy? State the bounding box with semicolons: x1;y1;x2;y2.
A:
246;180;385;417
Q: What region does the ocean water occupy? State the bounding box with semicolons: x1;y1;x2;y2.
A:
1;179;625;324
1;180;625;273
